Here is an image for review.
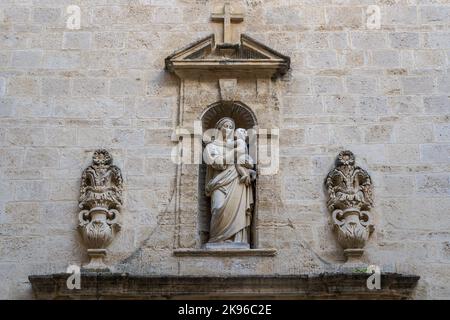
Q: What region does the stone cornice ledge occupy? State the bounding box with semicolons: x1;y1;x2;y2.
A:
173;248;277;257
28;273;420;300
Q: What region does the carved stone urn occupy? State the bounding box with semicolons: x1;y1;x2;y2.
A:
325;151;374;262
78;149;123;270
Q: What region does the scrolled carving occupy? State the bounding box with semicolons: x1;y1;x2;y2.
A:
78;149;123;270
325;150;374;261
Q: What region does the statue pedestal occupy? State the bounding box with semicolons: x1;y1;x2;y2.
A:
203;242;250;250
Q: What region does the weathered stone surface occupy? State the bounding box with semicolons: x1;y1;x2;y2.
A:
325;151;374;262
28;272;420;300
0;1;448;300
78;150;123;270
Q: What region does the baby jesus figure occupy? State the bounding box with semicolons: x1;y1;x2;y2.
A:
233;128;256;186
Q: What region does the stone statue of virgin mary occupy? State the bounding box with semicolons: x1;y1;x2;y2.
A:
203;117;255;249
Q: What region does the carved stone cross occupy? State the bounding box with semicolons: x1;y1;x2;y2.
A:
211;3;244;45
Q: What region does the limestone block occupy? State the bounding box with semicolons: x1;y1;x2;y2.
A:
14;180;49;201
420;6;450;24
330;126;363;145
0;148;23;167
371;50;400;68
351;32;387;49
400;50;415;69
77;128;114;147
42;51;81;69
386;144;420;164
44;127;76;147
54;97;125;119
416;174;450;195
0;78;5;96
305;125;329;145
382;6;417;25
346;76;377;95
7;77;39;96
402;77;435;95
380;76;402;96
280;128;305;146
283;176;322;201
267;32;297;51
2;6;30;23
113;129;145;148
329;32;349;49
40;201;78;228
394;124;433;143
359;97;388;115
424;96;449;114
0;0;447;300
123;155;144;176
118;51;152;69
312;76;342;94
144;157;175;176
365;125;393;143
298;33;328;49
81;51;117;70
324;95;357;114
62;32;92;50
7;128;45;146
307;51;338;69
144;129;172;146
420;144;450;163
0;178;14;202
49;180;79;201
32;7;61;26
326;6;362;28
24;148;59;168
325;151;374;261
377;174;415;197
414;50;446;67
283;96;323;116
424;32;450;49
91;6;122;26
388;96;424;115
284;75;311;95
339;50;365;67
73;78;108;96
265;7;301;26
145;72;178;97
110;78;143;96
435;124;450;142
78;149;123;270
93;32;126;49
437;74;450;93
152;7;183;24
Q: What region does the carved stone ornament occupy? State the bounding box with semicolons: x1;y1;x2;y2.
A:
325;151;374;261
78;149;123;270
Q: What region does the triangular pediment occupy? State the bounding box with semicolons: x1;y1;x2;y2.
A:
165;34;290;78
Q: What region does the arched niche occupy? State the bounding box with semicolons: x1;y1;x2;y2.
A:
198;101;258;247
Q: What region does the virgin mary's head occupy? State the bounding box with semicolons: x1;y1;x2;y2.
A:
215;117;235;141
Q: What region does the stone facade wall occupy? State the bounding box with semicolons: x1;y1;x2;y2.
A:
0;0;449;299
